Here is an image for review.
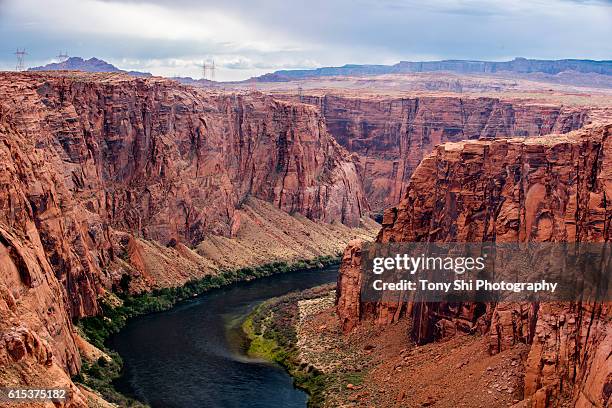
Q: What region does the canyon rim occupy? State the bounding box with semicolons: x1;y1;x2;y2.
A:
1;0;611;407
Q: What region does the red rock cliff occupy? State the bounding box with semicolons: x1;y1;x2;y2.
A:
336;124;611;407
298;94;591;211
0;71;368;406
0;118;91;406
3;73;367;241
0;72;368;314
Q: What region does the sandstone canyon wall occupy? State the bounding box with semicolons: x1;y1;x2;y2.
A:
0;71;370;406
336;124;611;407
1;114;94;407
294;94;592;211
0;70;606;407
0;71;368;311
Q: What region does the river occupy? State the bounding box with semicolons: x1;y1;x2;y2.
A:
108;265;339;408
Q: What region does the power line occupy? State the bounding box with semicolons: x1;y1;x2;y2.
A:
201;60;216;82
14;48;27;71
56;51;69;70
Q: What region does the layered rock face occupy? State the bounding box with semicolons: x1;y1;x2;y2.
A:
297;94;590;210
0;117;89;407
0;71;367;311
0;71;369;406
336;124;611;407
3;73;367;242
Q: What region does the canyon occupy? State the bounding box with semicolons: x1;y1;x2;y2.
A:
288;94;595;210
0;69;610;407
0;71;374;407
336;123;611;407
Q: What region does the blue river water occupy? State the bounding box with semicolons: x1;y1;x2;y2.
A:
108;266;338;408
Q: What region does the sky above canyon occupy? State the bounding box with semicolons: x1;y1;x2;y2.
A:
0;0;611;81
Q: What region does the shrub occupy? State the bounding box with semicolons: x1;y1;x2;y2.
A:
119;273;132;292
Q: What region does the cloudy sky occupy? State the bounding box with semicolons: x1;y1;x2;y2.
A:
0;0;610;81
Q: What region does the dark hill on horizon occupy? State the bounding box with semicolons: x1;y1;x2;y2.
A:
28;56;151;77
254;57;612;82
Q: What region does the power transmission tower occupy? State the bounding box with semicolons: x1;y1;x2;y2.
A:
210;60;215;82
15;48;27;71
201;61;207;80
297;83;303;101
56;51;69;70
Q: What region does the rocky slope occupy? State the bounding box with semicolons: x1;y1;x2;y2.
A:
0;71;371;406
336;124;611;407
127;197;378;291
292;94;591;210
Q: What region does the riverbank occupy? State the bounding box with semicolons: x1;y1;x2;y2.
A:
242;285;379;407
242;288;531;408
239;286;361;407
242;285;333;407
75;255;340;406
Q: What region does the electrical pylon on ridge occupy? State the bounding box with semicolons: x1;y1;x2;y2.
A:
201;60;216;82
56;51;69;70
15;48;27;71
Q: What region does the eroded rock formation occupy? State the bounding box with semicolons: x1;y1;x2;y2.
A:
0;71;371;406
0;71;368;311
336;124;611;407
296;94;591;210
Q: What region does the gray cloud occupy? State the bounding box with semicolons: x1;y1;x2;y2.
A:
1;0;610;80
